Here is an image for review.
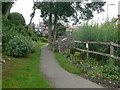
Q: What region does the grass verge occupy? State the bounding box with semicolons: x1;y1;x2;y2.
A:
54;52;80;75
2;42;52;88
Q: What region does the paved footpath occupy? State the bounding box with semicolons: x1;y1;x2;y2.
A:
40;45;103;88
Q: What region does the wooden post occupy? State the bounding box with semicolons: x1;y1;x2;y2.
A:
58;40;61;53
110;42;114;58
86;43;89;59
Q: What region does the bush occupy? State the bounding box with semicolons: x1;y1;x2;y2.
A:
8;12;26;26
7;34;33;57
101;60;120;76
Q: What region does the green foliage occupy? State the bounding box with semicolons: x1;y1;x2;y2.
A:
56;24;67;38
2;16;19;52
8;12;25;25
65;49;71;57
7;34;33;57
79;62;91;73
54;52;80;74
35;2;105;43
101;60;120;76
79;58;120;81
72;22;120;58
72;22;118;43
74;51;80;57
35;2;105;23
2;15;40;57
23;29;40;41
2;42;52;88
2;2;14;16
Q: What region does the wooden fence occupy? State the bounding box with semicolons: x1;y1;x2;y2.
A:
73;40;120;60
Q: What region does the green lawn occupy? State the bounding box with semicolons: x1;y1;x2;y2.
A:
54;52;80;75
2;42;52;88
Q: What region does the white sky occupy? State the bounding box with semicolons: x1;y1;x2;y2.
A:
10;0;120;25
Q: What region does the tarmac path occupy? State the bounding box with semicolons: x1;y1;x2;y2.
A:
40;45;103;88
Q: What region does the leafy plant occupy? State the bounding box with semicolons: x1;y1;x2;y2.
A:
65;49;71;57
101;60;120;76
7;34;33;57
8;12;26;26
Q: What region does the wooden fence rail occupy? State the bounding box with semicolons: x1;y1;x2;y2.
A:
73;40;120;60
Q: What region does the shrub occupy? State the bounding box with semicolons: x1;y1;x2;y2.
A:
8;12;26;26
2;16;39;53
7;34;33;57
101;60;120;76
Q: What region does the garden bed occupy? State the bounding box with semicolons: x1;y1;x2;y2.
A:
50;45;120;88
63;49;120;88
80;73;119;88
66;57;120;88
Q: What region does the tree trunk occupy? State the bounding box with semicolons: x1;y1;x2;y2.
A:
29;1;36;26
2;2;13;18
29;16;34;25
53;14;58;42
48;12;52;46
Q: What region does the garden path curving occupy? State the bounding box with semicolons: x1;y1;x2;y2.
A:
40;45;103;88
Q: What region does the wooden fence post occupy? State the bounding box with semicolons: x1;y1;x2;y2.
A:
110;42;114;58
86;43;89;59
57;37;61;53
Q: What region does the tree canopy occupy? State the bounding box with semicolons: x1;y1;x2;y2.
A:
8;12;26;26
2;2;14;17
33;2;106;45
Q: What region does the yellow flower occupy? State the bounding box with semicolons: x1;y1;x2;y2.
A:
74;51;80;57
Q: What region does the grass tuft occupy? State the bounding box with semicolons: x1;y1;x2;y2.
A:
54;52;80;75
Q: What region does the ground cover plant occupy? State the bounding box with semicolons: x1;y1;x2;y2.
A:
54;52;80;75
2;42;52;88
63;48;120;88
63;22;120;87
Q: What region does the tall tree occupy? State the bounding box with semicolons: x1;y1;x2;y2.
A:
2;2;14;18
35;2;54;45
34;1;106;45
29;0;37;25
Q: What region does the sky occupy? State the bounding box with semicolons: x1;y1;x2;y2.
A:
10;0;120;25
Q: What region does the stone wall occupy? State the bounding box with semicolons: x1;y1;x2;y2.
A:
52;28;73;53
58;36;72;53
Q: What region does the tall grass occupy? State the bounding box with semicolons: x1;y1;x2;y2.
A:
72;22;120;58
72;22;118;43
